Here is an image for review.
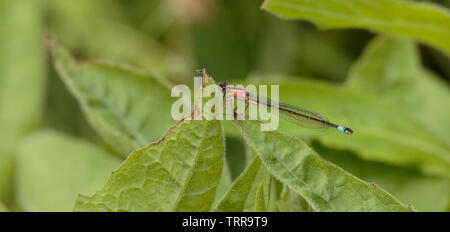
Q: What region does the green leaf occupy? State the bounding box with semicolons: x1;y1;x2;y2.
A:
347;36;450;146
235;119;414;211
0;201;8;212
212;159;233;209
50;42;176;156
43;63;98;140
16;130;120;211
267;177;283;211
314;142;449;212
244;77;450;178
214;156;271;212
255;184;267;211
277;185;313;212
253;37;450;179
262;0;450;55
73;118;225;212
224;136;247;180
0;0;45;199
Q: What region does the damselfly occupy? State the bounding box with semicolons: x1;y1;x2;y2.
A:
219;82;353;135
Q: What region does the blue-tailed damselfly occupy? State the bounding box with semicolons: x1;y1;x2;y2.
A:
219;82;353;135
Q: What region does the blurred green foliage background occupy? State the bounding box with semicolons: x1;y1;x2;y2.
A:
0;0;449;211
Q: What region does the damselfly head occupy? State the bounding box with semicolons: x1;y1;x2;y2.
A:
219;82;228;90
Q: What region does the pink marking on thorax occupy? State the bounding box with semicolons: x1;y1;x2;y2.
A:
226;88;247;100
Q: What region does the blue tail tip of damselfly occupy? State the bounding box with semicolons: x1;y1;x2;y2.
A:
337;125;353;135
